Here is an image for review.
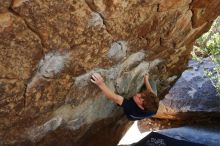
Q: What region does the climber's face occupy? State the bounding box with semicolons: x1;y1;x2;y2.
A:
133;93;145;107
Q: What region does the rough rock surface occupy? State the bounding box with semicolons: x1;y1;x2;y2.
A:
158;126;220;146
127;125;220;146
0;0;220;146
156;57;220;119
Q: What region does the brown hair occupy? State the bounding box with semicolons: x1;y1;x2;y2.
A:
141;91;160;113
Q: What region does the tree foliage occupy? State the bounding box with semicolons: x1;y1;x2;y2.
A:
192;16;220;94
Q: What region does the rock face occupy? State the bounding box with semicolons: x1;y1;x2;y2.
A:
158;126;220;146
128;125;220;146
0;0;220;146
156;57;220;120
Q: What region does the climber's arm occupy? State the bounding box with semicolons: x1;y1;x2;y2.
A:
91;73;123;105
144;74;155;94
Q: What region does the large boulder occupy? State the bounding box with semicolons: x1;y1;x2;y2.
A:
0;0;220;145
127;125;220;146
156;57;220;119
158;126;220;146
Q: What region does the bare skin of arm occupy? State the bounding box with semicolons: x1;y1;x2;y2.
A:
91;73;124;105
144;74;156;94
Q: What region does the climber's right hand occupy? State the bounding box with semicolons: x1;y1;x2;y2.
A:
91;73;105;87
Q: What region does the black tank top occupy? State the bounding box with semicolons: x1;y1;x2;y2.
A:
121;98;155;121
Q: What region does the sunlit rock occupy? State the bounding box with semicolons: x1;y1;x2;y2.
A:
156;57;220;119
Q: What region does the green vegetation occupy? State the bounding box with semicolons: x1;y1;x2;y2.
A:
192;16;220;94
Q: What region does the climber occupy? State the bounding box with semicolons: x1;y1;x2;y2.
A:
91;73;160;121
